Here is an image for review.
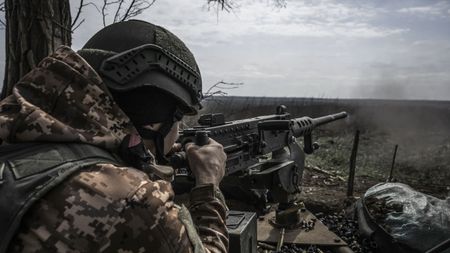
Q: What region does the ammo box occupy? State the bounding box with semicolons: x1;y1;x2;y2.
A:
226;211;257;253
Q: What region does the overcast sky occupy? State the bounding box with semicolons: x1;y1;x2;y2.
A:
1;0;450;100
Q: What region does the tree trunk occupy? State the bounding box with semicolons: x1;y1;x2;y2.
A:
2;0;72;98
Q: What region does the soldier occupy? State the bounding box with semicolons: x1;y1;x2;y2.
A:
0;20;228;253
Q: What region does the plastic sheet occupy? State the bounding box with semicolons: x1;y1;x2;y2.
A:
364;183;450;253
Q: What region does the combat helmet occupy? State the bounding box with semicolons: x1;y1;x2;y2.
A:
79;20;202;116
78;20;203;165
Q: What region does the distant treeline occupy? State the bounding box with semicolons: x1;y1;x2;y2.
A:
185;96;450;135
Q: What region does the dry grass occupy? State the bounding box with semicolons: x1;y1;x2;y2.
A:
304;130;450;199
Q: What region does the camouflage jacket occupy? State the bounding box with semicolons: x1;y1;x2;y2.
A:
0;47;228;253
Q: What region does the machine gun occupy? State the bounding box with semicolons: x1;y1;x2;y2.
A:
171;105;352;252
171;105;347;225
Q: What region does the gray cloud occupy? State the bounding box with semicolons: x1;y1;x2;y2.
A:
398;1;450;18
146;0;408;44
0;0;449;100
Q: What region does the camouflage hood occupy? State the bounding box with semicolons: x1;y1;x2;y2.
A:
0;46;136;151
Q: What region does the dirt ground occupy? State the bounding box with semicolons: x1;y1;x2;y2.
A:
300;129;450;212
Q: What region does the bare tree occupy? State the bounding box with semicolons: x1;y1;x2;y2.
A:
0;0;279;98
0;2;5;29
99;0;156;27
1;0;72;98
69;0;156;30
71;0;101;32
203;80;244;98
207;0;287;12
207;0;236;12
1;0;157;98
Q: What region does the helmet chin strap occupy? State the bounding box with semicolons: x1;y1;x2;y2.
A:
138;123;170;164
137;110;183;164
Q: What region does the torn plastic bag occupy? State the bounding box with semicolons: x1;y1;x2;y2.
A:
357;182;450;253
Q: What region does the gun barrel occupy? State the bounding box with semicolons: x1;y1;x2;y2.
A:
311;111;347;127
290;111;347;138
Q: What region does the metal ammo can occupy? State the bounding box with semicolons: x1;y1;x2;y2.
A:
226;211;257;253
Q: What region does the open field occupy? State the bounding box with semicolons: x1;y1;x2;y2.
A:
182;96;450;252
185;96;450;210
302;129;450;212
309;130;450;192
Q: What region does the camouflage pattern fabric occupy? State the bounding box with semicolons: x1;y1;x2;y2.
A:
0;47;228;253
0;46;133;149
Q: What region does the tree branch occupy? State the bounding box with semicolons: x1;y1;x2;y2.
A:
113;0;124;23
0;1;5;30
71;18;85;31
71;0;84;28
101;0;122;27
70;1;100;32
102;0;108;27
86;1;101;12
99;0;154;26
120;0;155;22
207;0;235;13
120;0;136;22
207;0;286;13
204;80;244;98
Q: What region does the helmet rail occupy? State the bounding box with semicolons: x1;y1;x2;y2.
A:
99;43;203;107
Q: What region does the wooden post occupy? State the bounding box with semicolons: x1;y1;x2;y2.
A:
388;145;398;182
347;130;359;197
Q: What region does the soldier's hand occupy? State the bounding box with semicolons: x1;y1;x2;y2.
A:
166;143;182;156
185;138;226;186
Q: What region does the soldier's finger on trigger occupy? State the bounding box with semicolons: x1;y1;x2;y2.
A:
185;142;198;153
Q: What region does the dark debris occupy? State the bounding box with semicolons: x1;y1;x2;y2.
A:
318;212;378;253
259;212;378;253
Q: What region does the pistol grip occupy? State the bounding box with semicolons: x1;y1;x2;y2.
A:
170;151;187;169
195;131;210;146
